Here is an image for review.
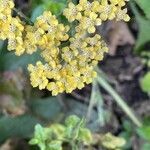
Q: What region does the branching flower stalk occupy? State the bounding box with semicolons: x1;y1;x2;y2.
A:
0;0;130;95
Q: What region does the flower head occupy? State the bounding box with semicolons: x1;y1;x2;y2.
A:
0;0;130;95
63;2;82;22
79;12;101;33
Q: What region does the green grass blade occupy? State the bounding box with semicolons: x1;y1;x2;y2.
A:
96;73;142;127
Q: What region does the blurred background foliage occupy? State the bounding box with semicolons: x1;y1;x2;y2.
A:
0;0;150;150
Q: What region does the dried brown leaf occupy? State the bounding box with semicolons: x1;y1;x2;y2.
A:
107;21;135;56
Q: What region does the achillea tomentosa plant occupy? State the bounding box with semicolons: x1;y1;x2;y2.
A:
29;115;92;150
29;115;126;150
0;0;130;95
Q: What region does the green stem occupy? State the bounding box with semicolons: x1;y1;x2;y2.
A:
13;8;34;25
96;71;142;127
87;80;97;120
96;89;105;127
87;80;105;126
71;141;78;150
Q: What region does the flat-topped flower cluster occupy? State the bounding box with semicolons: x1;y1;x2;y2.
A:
0;0;130;95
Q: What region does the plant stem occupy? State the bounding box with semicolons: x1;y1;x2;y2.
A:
13;8;34;25
96;70;142;127
87;80;97;120
87;80;105;126
71;141;78;150
96;89;105;127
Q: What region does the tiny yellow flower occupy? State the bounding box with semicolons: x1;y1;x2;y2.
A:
47;82;64;96
115;8;130;21
80;12;101;33
98;0;117;21
28;62;49;90
63;2;82;22
110;0;129;7
79;0;100;15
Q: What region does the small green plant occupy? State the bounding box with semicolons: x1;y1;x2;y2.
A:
137;123;150;150
29;115;127;150
130;1;150;97
29;115;92;150
140;52;150;95
140;72;150;95
120;119;150;150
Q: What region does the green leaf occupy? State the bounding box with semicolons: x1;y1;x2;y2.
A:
0;51;41;71
135;17;150;51
130;2;150;52
101;133;126;149
122;120;133;133
65;115;81;127
137;126;150;141
65;116;87;140
34;124;46;140
28;97;62;121
0;40;4;54
65;98;99;132
50;124;65;139
29;138;39;145
31;5;45;22
29;124;54;150
44;1;66;15
65;126;74;139
78;128;92;143
48;140;62;150
140;72;150;93
142;143;150;150
135;0;150;19
30;124;52;144
119;121;133;149
0;115;40;143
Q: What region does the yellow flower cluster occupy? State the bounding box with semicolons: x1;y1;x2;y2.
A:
64;0;130;33
0;0;14;40
0;0;130;95
0;0;25;55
